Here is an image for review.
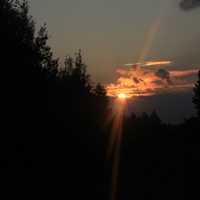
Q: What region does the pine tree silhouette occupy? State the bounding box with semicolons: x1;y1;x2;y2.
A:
193;71;200;118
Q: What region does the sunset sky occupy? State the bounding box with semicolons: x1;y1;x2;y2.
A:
30;0;200;123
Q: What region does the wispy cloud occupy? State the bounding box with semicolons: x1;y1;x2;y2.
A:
124;60;172;68
170;69;199;78
106;60;199;98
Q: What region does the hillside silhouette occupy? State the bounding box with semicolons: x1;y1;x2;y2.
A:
1;1;200;200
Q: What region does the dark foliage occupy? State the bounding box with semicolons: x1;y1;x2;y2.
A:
1;1;200;200
193;71;200;117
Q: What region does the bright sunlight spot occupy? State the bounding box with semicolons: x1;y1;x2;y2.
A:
117;93;127;99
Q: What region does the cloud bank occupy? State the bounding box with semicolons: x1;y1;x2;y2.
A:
106;61;198;98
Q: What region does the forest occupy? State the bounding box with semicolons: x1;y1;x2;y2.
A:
0;1;200;199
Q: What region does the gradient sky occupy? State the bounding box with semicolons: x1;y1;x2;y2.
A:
30;0;200;82
30;0;200;123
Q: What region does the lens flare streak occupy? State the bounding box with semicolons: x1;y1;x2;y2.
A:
107;98;126;200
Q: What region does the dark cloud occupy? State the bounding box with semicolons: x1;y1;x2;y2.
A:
155;69;172;84
152;80;163;85
180;0;200;10
133;77;141;84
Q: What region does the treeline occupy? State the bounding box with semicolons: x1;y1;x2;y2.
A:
1;1;200;200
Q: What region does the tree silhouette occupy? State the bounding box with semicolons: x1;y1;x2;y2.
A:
150;110;161;125
94;83;107;97
1;1;199;200
35;24;59;79
193;71;200;118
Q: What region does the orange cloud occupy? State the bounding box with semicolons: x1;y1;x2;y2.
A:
170;69;199;78
106;61;199;98
124;60;172;68
145;60;172;66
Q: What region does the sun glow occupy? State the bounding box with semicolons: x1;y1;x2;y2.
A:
117;93;127;99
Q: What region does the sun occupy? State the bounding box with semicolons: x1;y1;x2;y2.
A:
117;93;127;99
